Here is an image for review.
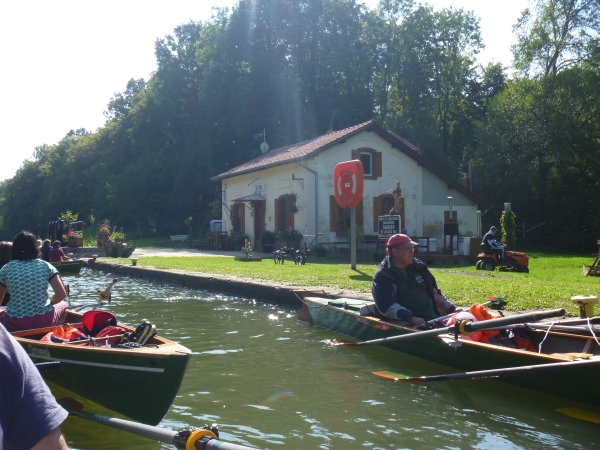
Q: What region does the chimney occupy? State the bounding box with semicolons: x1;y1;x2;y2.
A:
461;172;471;190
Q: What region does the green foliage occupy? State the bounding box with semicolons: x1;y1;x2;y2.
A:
0;0;597;253
500;210;517;249
241;239;253;258
59;210;79;224
234;233;250;248
278;229;303;243
109;230;126;242
260;230;276;244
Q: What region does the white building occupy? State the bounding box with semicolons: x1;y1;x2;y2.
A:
210;120;486;251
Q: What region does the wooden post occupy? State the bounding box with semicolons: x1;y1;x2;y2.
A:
351;207;356;270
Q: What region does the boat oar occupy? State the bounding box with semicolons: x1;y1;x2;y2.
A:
557;407;600;424
373;358;600;382
59;398;256;449
99;278;118;302
333;309;565;347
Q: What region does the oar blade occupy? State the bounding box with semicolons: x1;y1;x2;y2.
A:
557;408;600;424
373;371;423;382
330;339;358;347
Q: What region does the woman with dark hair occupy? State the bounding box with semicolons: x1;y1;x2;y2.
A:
0;241;11;306
0;231;67;332
48;240;69;263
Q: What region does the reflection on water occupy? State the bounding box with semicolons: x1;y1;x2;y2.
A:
57;269;598;449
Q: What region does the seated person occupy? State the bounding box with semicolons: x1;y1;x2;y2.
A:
0;241;11;306
0;231;67;332
481;226;506;261
48;241;69;263
0;323;69;449
372;234;456;326
41;239;52;262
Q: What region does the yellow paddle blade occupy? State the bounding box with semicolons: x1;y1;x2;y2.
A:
556;408;600;423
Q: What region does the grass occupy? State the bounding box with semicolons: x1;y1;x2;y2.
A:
130;252;600;316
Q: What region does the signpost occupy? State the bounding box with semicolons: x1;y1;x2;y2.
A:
333;161;364;269
378;215;401;240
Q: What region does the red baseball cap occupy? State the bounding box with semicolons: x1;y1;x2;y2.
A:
387;234;419;248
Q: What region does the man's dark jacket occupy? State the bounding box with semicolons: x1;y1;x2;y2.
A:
372;256;450;320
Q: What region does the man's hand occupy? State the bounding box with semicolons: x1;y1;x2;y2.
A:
407;316;426;326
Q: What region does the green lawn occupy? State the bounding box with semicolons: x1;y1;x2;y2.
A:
129;252;600;316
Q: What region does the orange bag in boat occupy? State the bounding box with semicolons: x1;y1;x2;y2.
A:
41;325;87;343
469;304;504;344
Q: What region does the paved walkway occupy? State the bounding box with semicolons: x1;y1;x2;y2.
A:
129;247;274;258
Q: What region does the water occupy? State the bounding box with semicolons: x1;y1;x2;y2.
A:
55;269;598;449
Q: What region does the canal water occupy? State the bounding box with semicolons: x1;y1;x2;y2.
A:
55;269;597;449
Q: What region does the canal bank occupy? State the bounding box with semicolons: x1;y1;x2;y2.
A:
85;258;372;309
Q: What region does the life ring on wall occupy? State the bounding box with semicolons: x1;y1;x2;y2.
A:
334;160;364;208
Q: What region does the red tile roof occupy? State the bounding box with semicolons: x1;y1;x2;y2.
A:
211;120;376;181
211;120;486;207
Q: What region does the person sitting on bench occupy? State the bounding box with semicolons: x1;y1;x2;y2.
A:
482;226;506;262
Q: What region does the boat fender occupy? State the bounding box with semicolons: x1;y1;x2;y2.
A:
185;429;217;450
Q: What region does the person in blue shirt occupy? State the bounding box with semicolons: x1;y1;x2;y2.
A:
0;323;69;449
482;226;506;262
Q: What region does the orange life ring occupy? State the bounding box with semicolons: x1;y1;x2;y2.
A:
334;160;364;208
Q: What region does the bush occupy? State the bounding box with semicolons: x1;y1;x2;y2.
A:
278;229;303;242
261;230;276;244
235;233;250;248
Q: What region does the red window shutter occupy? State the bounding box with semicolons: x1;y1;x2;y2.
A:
330;195;339;232
240;204;245;234
373;197;382;231
375;152;382;177
351;149;359;160
274;199;279;232
357;199;364;227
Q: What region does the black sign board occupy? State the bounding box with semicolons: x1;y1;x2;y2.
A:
378;215;401;240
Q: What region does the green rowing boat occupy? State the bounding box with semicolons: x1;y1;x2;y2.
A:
297;292;600;406
12;310;191;425
52;260;84;274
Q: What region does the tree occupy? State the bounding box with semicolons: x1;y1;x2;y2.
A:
512;0;600;77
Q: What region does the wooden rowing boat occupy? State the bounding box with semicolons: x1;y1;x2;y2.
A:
11;310;191;425
52;260;84;274
297;292;600;406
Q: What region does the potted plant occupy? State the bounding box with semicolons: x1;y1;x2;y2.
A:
97;221;110;247
109;230;126;243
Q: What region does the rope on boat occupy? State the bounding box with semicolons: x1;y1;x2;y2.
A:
537;321;555;353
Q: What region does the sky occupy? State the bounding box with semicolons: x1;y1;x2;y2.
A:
0;0;526;182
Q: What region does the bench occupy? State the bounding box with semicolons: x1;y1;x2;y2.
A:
170;235;189;242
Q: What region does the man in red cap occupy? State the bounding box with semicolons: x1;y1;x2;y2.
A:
372;234;456;326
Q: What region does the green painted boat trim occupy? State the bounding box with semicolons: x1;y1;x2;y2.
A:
298;294;600;406
52;260;84;274
14;311;191;425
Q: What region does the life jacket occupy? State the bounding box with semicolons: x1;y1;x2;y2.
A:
469;303;503;344
82;310;117;336
41;325;87;344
